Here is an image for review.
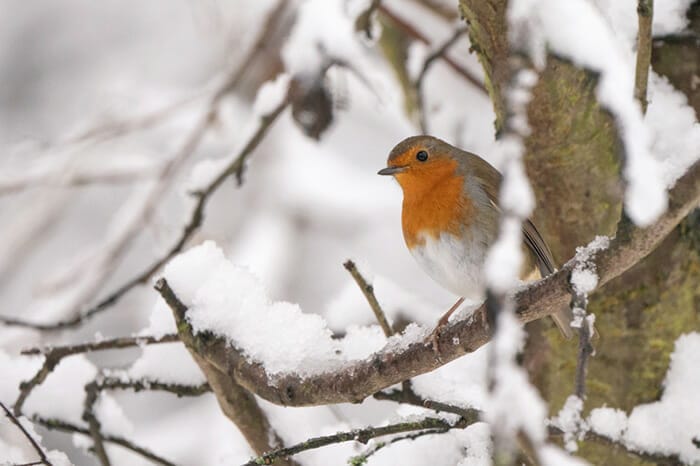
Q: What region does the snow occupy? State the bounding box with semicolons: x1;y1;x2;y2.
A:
163;240;419;378
484;216;525;293
587;407;627;442
253;73;292;117
281;0;366;76
325;271;446;331
540;445;591;466
587;333;700;463
623;332;700;463
552;395;586;452
508;0;668;226
0;415;74;466
485;310;547;445
129;300;206;385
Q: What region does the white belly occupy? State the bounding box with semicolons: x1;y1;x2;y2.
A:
409;231;487;300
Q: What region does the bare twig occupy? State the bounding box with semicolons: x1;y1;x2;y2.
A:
15;334;179;415
355;0;383;39
378;5;486;93
0;401;51;466
242;416;472;466
634;0;654;113
414;26;469;132
83;380;111;466
78;375;209;466
343;260;393;337
348;428;450;465
571;288;593;400
96;377;210;397
33;416;177;466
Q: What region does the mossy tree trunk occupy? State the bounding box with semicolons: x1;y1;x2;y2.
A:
458;1;700;464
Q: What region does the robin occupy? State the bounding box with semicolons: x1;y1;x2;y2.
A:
378;135;574;348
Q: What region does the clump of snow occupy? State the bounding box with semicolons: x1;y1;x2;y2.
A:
281;0;365;76
552;395;587;452
587;407;627;442
130;300;206;385
591;0;694;45
253;73;291;117
586;333;700;463
484;216;525;293
646;73;700;187
411;344;489;411
624;332;700;464
163;241;422;378
571;269;598;295
455;423;492;466
0;416;74;466
0;351;43;403
485;310;547;444
508;0;668;226
539;445;591;466
571;235;610;295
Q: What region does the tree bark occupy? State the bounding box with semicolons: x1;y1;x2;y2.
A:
457;1;700;464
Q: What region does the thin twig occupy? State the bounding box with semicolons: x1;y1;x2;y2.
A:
33;416;177;466
0;401;52;466
242;417;471;466
343;260;393;337
348;428;450;465
77;376;209;466
634;0;654;114
15;334;179;415
97;377;210;397
83;380;111;466
355;0;383;39
415;26;469;132
571;289;593;400
378;5;485;93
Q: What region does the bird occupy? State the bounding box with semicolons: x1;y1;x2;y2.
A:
378;135;574;349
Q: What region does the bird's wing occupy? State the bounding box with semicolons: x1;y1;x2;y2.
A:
466;151;557;275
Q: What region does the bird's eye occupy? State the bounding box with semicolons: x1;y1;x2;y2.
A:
416;150;428;162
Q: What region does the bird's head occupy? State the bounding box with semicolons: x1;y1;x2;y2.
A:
378;136;462;194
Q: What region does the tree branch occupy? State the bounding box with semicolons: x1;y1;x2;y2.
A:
415;26;469;132
378;5;486;93
15;334;179;415
242;416;473;466
343;260;393;337
83;380;111;466
0;401;51;466
634;0;654;113
33;416;177;466
157;157;700;407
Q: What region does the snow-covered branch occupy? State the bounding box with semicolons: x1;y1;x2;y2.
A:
156;156;700;407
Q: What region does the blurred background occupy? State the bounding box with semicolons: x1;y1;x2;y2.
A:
0;0;503;464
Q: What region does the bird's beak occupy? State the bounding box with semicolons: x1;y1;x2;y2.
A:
377;166;406;176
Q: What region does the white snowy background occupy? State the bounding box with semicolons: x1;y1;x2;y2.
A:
1;0;699;465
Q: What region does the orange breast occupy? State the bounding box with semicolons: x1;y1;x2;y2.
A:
397;159;473;249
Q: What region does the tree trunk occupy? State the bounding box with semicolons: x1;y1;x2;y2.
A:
458;1;700;464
